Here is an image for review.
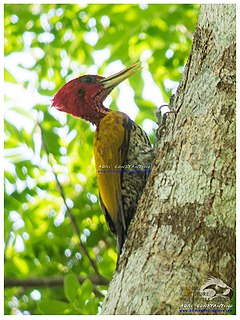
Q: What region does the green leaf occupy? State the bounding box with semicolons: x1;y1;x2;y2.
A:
81;279;93;301
41;129;60;156
15;165;27;180
4;171;16;184
85;297;99;314
64;273;80;303
12;257;29;276
4;69;17;83
38;299;70;315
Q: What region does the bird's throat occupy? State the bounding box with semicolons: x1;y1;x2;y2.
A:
83;102;109;126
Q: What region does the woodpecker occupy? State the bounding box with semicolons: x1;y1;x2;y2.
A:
52;63;153;254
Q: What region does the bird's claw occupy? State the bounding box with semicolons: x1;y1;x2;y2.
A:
155;104;177;147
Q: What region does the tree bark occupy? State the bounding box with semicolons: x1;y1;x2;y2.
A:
101;4;236;315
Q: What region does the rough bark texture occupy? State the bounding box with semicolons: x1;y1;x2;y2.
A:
101;4;236;315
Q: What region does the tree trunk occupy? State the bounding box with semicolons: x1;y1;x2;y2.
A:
101;4;236;315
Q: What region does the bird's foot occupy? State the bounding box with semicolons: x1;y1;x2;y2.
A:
155;104;176;147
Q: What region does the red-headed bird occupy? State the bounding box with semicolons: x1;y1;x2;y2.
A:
52;63;153;255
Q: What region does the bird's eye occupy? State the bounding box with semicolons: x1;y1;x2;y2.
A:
77;88;85;97
82;75;94;84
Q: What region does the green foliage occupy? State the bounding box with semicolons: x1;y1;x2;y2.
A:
38;299;70;315
4;3;199;315
37;274;99;314
64;273;80;303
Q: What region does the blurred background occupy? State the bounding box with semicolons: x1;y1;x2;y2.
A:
4;3;199;315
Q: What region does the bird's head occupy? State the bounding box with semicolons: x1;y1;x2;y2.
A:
52;62;142;125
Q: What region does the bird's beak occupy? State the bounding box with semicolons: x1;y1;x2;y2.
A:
100;62;142;89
